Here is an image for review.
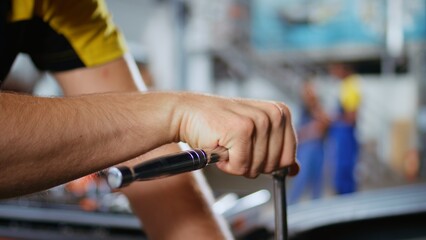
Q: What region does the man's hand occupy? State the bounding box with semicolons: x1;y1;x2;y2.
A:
173;93;298;179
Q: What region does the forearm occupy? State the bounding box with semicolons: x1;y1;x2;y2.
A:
0;92;176;198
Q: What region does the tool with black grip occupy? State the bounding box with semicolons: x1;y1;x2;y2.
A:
106;147;228;189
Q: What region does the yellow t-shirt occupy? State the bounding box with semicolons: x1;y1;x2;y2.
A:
7;0;126;68
339;74;361;113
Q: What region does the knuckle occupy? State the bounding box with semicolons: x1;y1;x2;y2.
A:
237;118;255;136
270;102;292;126
269;105;283;123
256;112;270;131
280;104;292;120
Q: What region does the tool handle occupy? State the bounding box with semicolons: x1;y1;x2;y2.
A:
106;147;228;189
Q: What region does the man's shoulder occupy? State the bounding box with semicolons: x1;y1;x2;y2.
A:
37;0;127;68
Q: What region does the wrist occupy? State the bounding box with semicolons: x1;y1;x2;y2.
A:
167;92;187;144
137;92;184;145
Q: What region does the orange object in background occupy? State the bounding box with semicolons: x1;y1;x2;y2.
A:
64;174;106;212
65;175;94;197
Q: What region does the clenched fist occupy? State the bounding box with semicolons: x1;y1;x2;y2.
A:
172;93;299;178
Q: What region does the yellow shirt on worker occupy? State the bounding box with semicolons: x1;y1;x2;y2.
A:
339;74;361;113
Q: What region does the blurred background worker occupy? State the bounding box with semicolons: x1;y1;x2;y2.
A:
289;78;330;204
327;63;362;195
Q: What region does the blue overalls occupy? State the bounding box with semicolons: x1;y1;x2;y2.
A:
328;107;359;194
289;108;325;204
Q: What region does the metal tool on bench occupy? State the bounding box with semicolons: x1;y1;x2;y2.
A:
105;147;288;240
